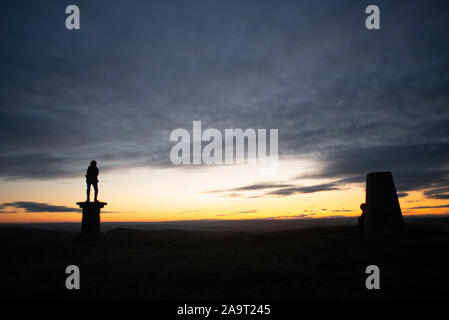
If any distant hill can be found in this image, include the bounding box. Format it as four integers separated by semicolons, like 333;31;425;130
2;215;448;233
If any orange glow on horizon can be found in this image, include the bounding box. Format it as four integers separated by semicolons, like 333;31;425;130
0;161;447;224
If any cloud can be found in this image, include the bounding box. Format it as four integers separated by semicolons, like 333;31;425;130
0;201;81;213
208;181;341;198
290;213;318;218
0;0;448;204
206;183;294;194
264;183;340;197
425;194;449;200
230;183;294;192
216;209;258;216
234;209;259;214
423;187;449;200
259;213;352;219
302;142;449;198
179;210;200;214
408;204;449;210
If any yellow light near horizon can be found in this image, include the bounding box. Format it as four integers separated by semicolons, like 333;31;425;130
0;159;447;223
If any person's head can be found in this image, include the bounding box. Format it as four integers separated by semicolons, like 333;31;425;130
90;160;97;167
360;203;366;211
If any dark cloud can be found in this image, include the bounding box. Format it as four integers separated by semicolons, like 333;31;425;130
260;213;351;219
265;183;340;197
283;213;318;219
408;204;449;210
210;182;341;198
303;142;449;197
0;201;81;213
0;0;448;202
0;201;123;214
424;194;449;200
423;186;449;200
228;183;294;192
216;213;237;217
234;209;258;214
295;214;314;218
215;209;258;216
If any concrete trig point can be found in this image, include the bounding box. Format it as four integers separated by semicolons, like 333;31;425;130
77;201;107;233
363;172;404;233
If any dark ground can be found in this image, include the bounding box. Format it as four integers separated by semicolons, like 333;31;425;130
1;216;449;300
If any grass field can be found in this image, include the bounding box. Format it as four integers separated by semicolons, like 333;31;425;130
1;217;449;300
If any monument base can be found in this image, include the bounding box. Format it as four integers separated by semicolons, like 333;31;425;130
77;201;107;233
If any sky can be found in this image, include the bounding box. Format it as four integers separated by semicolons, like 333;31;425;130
1;0;449;223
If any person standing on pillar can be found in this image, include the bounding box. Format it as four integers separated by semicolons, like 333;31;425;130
86;160;99;202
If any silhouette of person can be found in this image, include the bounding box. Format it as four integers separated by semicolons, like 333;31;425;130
86;160;99;202
358;203;366;232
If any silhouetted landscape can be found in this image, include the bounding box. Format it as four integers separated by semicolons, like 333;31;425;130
1;216;448;300
2;1;449;311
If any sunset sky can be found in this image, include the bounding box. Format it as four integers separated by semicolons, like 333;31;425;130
1;0;449;223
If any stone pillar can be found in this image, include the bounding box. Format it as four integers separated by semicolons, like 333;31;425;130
77;201;107;233
364;172;404;233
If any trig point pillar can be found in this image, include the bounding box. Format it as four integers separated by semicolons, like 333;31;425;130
364;172;404;233
77;201;107;233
